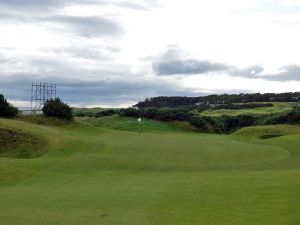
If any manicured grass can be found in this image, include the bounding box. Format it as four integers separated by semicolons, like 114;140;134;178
201;102;298;117
0;117;300;225
77;115;196;133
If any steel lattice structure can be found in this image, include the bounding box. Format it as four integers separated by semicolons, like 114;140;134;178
31;83;56;114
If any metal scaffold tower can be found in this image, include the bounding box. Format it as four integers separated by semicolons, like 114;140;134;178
31;83;56;114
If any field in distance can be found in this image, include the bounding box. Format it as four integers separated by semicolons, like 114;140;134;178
0;115;299;225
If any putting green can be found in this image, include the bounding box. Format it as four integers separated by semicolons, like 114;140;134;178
0;117;299;225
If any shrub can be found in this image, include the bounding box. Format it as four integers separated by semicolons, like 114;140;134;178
219;115;239;132
189;115;224;133
0;94;18;117
95;109;118;117
119;108;140;117
286;106;300;124
189;116;207;129
74;112;87;117
42;98;73;120
255;113;287;125
237;114;257;127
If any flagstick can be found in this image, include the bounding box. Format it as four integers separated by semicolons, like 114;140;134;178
138;117;141;137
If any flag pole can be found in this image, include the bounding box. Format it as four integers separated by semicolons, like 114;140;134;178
138;117;141;136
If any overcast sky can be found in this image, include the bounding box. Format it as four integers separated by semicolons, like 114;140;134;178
0;0;300;108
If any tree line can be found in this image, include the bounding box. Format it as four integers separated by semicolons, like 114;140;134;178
135;92;300;108
0;94;73;120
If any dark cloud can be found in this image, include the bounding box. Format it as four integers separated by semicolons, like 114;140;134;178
152;46;231;75
152;47;300;82
153;59;230;75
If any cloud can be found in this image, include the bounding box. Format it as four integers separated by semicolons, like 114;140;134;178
230;65;264;78
153;59;230;75
152;46;231;75
0;1;154;38
152;47;300;82
264;64;300;81
152;47;264;76
0;0;158;11
46;45;121;61
47;15;123;37
0;12;123;38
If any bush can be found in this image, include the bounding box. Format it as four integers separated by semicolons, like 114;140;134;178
219;115;239;132
189;115;224;133
95;109;118;117
42;98;73;120
74;112;87;117
255;113;287;125
0;94;18;117
119;108;140;117
237;114;257;127
286;106;300;124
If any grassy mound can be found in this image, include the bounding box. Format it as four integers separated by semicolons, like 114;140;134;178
232;124;300;140
0;127;43;158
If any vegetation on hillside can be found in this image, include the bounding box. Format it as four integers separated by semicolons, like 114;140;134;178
99;105;300;133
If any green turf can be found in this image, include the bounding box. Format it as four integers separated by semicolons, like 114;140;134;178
0;116;300;225
77;115;196;133
201;102;298;116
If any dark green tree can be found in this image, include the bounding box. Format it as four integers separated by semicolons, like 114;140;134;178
42;98;73;120
0;94;18;117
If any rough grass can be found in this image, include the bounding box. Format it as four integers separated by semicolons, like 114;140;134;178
0;128;43;158
0;116;300;225
201;102;298;116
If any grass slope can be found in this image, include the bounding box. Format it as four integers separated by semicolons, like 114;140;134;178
0;127;43;158
201;102;298;116
0;117;299;225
